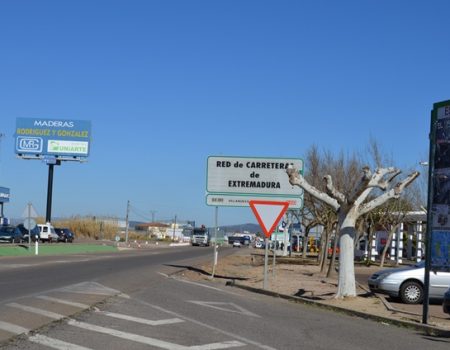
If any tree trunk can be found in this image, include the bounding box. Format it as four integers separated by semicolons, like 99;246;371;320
336;216;357;298
326;231;339;278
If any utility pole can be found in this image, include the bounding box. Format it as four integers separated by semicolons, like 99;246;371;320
125;200;130;243
150;210;157;223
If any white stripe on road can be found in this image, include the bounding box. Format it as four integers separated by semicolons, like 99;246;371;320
98;310;184;326
67;320;245;349
36;296;90;309
29;334;93;350
0;321;29;334
6;303;64;319
188;341;245;350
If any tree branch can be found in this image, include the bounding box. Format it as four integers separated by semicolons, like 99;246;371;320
324;175;346;204
358;171;420;216
287;167;340;211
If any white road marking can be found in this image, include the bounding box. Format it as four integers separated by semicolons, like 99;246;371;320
57;281;122;296
97;310;184;325
67;320;245;349
7;303;64;319
36;296;90;309
187;301;260;318
170;278;228;292
0;320;29;334
29;334;93;350
135;299;276;350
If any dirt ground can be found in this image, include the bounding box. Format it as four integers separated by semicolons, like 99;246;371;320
177;249;450;332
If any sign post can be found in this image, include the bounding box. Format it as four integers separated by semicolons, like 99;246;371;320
249;200;289;289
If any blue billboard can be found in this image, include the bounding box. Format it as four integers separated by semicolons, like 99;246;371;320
15;118;91;160
0;187;10;203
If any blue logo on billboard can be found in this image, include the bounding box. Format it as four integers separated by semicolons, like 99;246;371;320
16;137;43;153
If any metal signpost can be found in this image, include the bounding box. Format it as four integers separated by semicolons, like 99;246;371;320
423;100;450;324
249;200;289;289
14;118;91;224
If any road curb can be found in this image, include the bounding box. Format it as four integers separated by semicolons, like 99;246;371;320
228;280;450;337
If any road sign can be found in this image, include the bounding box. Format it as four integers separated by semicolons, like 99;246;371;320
206;193;302;209
249;200;289;238
23;218;37;230
21;204;38;219
206;156;304;208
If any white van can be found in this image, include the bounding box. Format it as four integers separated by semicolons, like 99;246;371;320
38;223;59;242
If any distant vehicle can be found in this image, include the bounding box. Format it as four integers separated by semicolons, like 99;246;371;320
54;227;75;243
233;241;241;248
191;226;210;246
38;223;59;242
368;261;450;304
16;224;40;242
443;287;450;315
0;225;23;243
254;241;263;249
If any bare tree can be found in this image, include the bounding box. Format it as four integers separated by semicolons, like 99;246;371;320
287;164;419;298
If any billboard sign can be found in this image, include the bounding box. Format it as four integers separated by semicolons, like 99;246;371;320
206;156;304;208
429;100;450;271
0;187;10;203
15;118;91;161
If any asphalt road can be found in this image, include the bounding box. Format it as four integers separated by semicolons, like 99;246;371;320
0;246;449;349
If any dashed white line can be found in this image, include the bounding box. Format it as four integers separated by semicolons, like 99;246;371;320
6;303;64;319
97;310;184;325
29;334;94;350
36;295;90;309
0;320;29;335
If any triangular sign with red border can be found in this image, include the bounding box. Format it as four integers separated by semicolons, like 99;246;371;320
249;200;289;238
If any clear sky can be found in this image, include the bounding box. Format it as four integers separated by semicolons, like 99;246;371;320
0;1;449;227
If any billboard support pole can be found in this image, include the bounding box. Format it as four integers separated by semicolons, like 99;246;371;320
45;163;54;223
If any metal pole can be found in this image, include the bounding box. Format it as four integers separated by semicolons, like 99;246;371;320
45;164;54;223
263;237;269;289
125;200;130;243
423;107;437;324
211;206;218;278
27;203;31;247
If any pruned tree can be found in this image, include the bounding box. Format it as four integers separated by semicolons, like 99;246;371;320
287;165;419;298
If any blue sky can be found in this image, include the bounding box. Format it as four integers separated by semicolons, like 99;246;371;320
0;1;449;227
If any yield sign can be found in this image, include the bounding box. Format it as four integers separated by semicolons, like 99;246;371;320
249;200;289;238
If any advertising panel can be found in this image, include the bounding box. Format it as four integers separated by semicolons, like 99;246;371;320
206;156;304;208
14;118;91;160
430;101;450;271
0;187;10;203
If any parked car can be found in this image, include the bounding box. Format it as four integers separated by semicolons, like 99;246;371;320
0;225;24;243
16;224;40;242
443;287;450;314
38;223;59;242
233;241;241;248
368;261;450;304
54;227;75;243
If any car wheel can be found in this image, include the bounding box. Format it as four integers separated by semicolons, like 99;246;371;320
400;281;424;304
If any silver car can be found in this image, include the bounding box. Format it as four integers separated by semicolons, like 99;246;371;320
443;287;450;314
368;261;450;304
